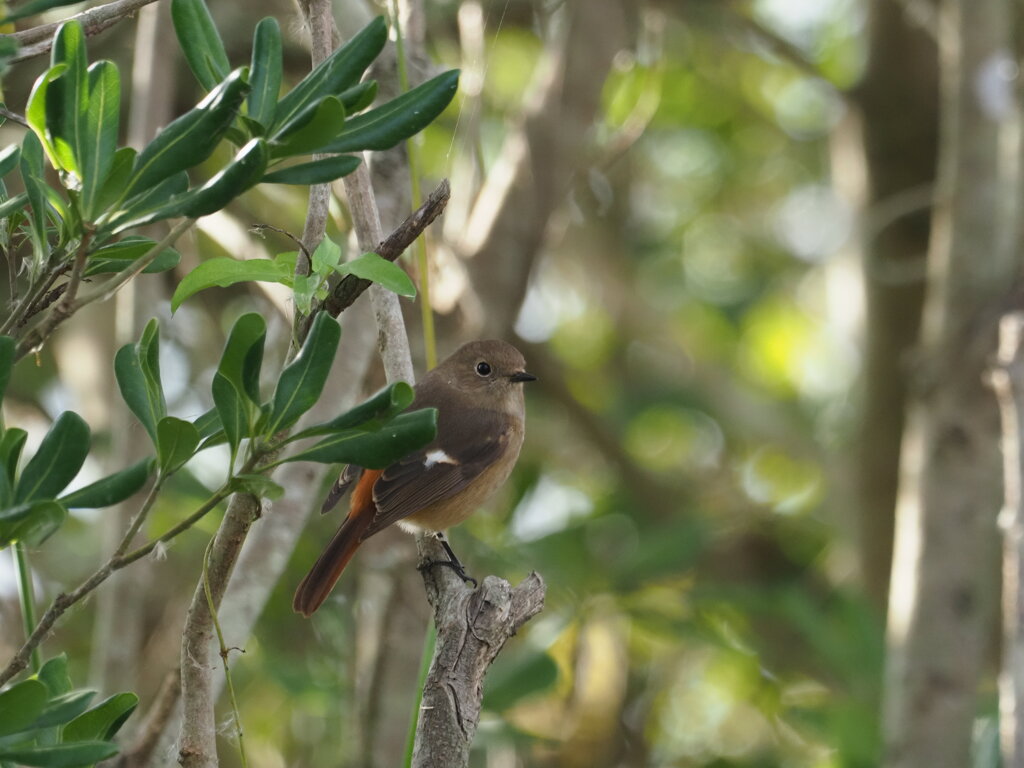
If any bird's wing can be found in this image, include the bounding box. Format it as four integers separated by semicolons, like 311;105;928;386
364;408;515;537
320;464;364;514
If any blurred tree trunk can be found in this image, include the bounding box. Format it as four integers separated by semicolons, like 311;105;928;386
882;0;1015;765
854;0;938;613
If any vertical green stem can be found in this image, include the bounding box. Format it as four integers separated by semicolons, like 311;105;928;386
391;0;437;368
13;541;42;673
402;619;437;768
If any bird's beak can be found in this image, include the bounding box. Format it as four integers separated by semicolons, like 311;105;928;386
509;370;537;383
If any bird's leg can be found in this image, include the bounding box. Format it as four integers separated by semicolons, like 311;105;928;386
418;531;478;588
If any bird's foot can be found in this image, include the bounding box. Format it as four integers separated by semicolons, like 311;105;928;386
418;531;478;587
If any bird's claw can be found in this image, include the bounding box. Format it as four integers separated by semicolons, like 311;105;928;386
418;558;478;588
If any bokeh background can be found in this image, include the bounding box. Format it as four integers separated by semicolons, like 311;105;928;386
0;0;992;766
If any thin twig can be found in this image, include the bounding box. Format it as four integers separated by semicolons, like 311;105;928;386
0;106;28;127
6;0;160;63
324;179;450;317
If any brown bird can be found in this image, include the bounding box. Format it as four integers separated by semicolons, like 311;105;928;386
293;339;536;617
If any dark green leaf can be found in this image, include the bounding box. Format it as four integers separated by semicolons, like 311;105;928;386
0;427;26;483
37;654;72;696
270;96;346;158
0;0;84;24
261;154;360;185
46;21;88;176
218;312;266;403
193;406;223;439
272;15;386;132
228;473;283;500
180;137;268;217
171;0;231;91
0;500;35;522
0;679;47;737
59;459;152;508
0;37;18;70
90;146;135;216
122;68;249;199
103;170;189;234
0;741;119;767
248;17;282;128
171;252;294;312
484;651;558;711
0;191;27;220
339;80;377;114
63;692;138;742
211;373;244;457
319;70;460;154
0;500;67;546
0;335;13;403
156;417;200;474
0;144;20;178
114;321;165;442
15;412;89;503
284;409;436;468
30;690;95;729
289;381;414;440
80;60;121;218
19;131;50;259
337;252;415;297
84;237;180;276
266;312;340;434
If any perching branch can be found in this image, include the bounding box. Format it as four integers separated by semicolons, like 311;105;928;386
989;311;1024;768
411;537;545;767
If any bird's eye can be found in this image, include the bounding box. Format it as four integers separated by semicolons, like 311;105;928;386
476;361;492;377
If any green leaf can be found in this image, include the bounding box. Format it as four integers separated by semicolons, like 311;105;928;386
261;154;360;185
37;654;72;696
337;252;415;297
0;144;20;178
319;70;460;154
228;473;283;500
84;237;180;276
114;321;165;442
59;458;152;508
193;406;223;439
248;17;282;128
103;170;189;234
19;131;50;260
289;381;414;440
80;61;121;218
0;335;14;403
0;0;84;24
0;37;19;70
312;237;341;276
171;0;231;92
0;191;27;220
484;651;558;711
156;417;200;474
26;63;68;169
171;252;294;312
63;692;138;742
0;679;47;737
90;146;135;215
218;312;266;403
122;68;249;199
179;137;268;217
339;80;378;114
270;96;346;158
0;427;27;483
0;741;119;767
46;22;88;177
284;409;436;468
30;690;95;728
211;373;244;458
266;312;340;434
0;500;67;546
15;412;89;503
272;15;386;132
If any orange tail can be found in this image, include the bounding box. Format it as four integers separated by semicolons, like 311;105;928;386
293;469;383;617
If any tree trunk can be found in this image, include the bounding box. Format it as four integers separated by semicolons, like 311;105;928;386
882;1;1015;766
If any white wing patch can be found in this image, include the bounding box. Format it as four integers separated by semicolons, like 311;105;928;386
423;449;458;469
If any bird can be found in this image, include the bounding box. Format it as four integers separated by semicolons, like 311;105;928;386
293;339;536;617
